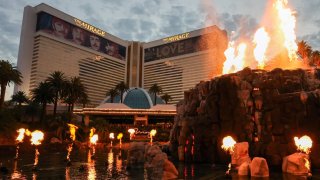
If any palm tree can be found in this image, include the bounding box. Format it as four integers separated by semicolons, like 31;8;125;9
297;40;312;61
25;101;39;123
32;81;55;121
77;92;90;108
115;81;129;103
0;60;22;109
63;77;87;112
106;88;119;103
149;83;162;105
311;50;320;67
11;91;29;106
161;93;172;104
46;71;66;117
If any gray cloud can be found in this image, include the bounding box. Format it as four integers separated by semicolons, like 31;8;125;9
301;32;320;51
218;13;258;40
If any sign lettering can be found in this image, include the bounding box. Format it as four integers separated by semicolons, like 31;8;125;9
74;18;106;36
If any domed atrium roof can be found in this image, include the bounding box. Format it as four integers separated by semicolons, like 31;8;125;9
102;87;165;109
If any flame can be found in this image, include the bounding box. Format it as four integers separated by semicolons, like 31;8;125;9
109;133;115;140
222;42;247;74
117;133;123;140
25;129;31;136
304;157;311;172
150;129;157;137
67;124;78;141
128;128;135;140
90;134;98;145
89;128;96;139
294;135;312;154
16;128;26;143
30;130;44;146
221;136;236;154
253;27;270;69
274;0;298;61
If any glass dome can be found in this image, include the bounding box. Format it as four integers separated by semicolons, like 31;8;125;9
102;87;164;109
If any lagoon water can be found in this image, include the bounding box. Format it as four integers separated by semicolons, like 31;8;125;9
1;145;320;179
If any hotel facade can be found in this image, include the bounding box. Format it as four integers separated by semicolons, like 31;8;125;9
15;3;228;106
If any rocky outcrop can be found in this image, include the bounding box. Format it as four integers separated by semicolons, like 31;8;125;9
169;68;320;167
127;142;178;179
282;153;310;175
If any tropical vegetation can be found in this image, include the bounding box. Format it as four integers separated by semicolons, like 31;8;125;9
0;60;22;109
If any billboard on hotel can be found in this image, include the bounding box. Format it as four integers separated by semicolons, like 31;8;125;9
144;33;216;62
36;12;126;61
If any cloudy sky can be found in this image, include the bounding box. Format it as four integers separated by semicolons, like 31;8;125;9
0;0;320;99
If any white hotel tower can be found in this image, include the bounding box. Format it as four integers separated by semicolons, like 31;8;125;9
15;3;228;105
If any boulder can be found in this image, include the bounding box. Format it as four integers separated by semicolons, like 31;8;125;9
238;161;250;176
250;157;269;177
127;142;146;168
231;142;251;168
282;153;310;175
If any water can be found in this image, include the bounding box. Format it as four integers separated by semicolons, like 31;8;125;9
1;145;320;179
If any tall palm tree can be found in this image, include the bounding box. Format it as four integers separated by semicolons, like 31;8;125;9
63;76;87;112
106;88;119;103
297;40;312;61
46;71;66;117
32;81;55;121
161;93;172;104
77;92;89;108
11;91;29;106
149;83;162;105
311;50;320;67
115;81;129;103
0;60;22;109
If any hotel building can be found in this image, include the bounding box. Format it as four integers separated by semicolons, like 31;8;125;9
15;3;228;106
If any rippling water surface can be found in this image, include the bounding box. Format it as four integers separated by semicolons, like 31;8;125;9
1;145;320;179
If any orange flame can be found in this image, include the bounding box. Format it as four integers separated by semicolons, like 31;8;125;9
294;135;312;154
222;42;247;74
128;128;135;140
30;130;44;146
274;0;298;61
117;133;123;140
67;124;78;141
253;27;270;69
90;134;98;145
25;129;31;136
16;128;26;143
221;136;236;154
89;128;96;139
109;133;115;140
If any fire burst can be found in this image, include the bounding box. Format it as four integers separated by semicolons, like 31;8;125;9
109;133;115;147
222;42;247;74
30;130;44;168
66;124;78;163
221;136;236;175
117;133;123;148
15;128;27;159
294;135;312;154
128;128;135;140
221;136;236;154
149;129;157;144
253;27;270;69
90;134;98;157
274;0;298;61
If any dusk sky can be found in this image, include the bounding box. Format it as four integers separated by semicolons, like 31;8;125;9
0;0;320;99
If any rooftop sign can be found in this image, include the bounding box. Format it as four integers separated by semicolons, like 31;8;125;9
162;32;190;43
74;18;106;37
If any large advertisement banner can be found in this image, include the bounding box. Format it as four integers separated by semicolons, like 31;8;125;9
144;33;215;62
36;12;126;61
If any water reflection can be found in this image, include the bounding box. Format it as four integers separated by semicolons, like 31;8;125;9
11;160;25;180
107;148;113;172
65;167;70;180
88;149;96;180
